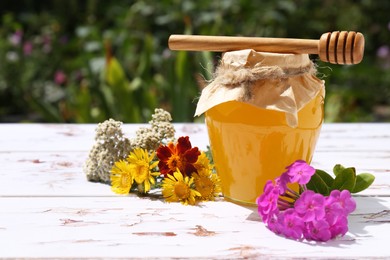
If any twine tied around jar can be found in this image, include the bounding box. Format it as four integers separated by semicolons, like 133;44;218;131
194;49;325;128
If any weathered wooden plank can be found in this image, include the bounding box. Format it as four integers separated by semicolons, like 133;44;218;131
0;123;211;152
0;151;112;196
315;123;390;152
1;123;390;152
0;196;389;259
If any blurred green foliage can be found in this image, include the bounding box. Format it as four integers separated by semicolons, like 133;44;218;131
0;0;389;123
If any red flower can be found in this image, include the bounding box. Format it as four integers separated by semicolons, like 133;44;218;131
157;136;200;177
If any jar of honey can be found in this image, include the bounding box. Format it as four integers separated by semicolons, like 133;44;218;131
195;50;325;206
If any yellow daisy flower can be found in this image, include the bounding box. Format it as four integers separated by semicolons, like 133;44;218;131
194;151;213;173
127;148;159;193
193;169;222;201
110;160;134;194
162;169;201;205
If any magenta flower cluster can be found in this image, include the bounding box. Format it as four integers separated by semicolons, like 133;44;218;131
257;160;356;241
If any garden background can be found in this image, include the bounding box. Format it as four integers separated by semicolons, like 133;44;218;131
0;0;389;123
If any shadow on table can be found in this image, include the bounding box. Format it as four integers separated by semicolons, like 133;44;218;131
348;196;390;235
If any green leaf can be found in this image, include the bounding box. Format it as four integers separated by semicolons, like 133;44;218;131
306;172;330;196
352;173;375;193
315;169;334;188
333;164;345;176
331;167;356;192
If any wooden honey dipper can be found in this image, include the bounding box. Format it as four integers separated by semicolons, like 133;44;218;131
168;31;364;65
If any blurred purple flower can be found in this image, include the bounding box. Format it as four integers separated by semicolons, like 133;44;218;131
54;70;67;85
377;45;390;59
9;30;23;46
23;41;33;56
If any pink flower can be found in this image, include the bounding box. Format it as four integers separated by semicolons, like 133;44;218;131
256;160;357;242
304;219;331;242
324;197;344;226
328;190;356;214
377;45;390;59
275;173;289;194
278;209;304;240
267;214;282;234
256;181;280;222
54;70;67;85
23;41;33;56
285;160;315;185
329;215;348;238
294;190;325;222
9;30;23;46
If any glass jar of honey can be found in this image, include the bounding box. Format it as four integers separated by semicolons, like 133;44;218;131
195;50;324;206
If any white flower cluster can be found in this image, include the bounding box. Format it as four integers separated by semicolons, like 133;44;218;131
84;119;132;183
84;108;175;183
132;108;175;151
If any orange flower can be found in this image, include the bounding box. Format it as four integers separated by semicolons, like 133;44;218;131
156;136;200;177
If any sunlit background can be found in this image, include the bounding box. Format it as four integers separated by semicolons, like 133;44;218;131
0;0;389;123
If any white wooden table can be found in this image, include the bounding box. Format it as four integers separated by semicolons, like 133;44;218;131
1;123;390;259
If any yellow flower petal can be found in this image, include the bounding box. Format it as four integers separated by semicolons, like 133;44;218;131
110;160;134;194
162;169;199;205
173;170;184;182
122;148;159;194
193;171;221;201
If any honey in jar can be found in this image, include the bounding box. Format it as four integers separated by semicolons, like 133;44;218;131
195;50;325;206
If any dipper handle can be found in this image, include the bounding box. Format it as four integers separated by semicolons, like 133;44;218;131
168;31;364;64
